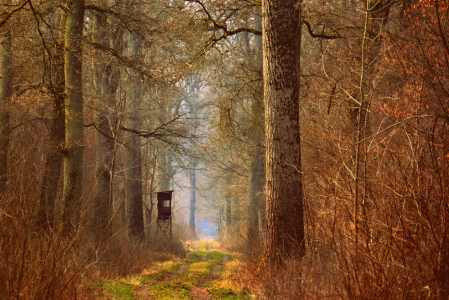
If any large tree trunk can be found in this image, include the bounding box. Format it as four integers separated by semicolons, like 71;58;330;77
0;23;12;195
125;131;144;240
187;78;200;238
93;13;121;242
245;18;265;251
125;32;144;240
39;13;65;232
262;0;305;265
0;30;11;196
61;0;85;234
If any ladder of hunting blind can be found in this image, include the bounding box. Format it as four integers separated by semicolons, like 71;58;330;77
157;219;171;237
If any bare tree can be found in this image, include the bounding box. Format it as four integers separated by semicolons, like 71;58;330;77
61;0;85;234
39;11;65;232
92;10;123;242
0;17;11;195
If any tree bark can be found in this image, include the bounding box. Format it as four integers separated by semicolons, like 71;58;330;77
157;100;175;193
93;13;121;242
158;153;173;191
245;17;265;251
0;23;12;195
125;132;144;240
225;195;232;227
262;0;305;265
39;13;65;232
247;145;264;248
189;157;198;237
61;0;85;234
187;78;200;238
125;32;144;241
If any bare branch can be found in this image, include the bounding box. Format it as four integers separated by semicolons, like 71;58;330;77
303;20;342;39
0;0;30;28
88;41;154;78
188;0;261;36
119;113;191;138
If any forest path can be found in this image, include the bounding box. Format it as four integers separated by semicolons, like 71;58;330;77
96;241;252;300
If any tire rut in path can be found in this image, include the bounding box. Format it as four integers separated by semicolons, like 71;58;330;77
178;264;190;273
190;286;212;300
135;285;154;300
134;248;231;299
135;263;191;299
210;264;223;277
210;255;229;277
190;254;229;300
222;255;230;264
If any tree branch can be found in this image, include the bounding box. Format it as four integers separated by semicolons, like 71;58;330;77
88;41;155;78
303;20;342;39
119;113;191;138
188;0;261;36
0;0;30;28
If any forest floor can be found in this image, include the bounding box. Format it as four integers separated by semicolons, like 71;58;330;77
92;241;254;300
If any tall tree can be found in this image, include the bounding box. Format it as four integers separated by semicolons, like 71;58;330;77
189;156;198;236
245;18;265;251
125;31;144;240
61;0;85;234
92;12;122;242
262;0;305;265
39;11;66;231
0;18;12;195
186;76;201;237
158;153;174;191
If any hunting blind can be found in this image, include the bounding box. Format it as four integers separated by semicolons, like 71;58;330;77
156;190;174;237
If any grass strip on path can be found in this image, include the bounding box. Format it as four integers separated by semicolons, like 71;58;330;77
94;241;253;300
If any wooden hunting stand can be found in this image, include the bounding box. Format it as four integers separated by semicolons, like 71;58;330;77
156;190;173;238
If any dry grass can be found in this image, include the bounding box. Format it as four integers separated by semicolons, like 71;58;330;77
0;192;188;300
